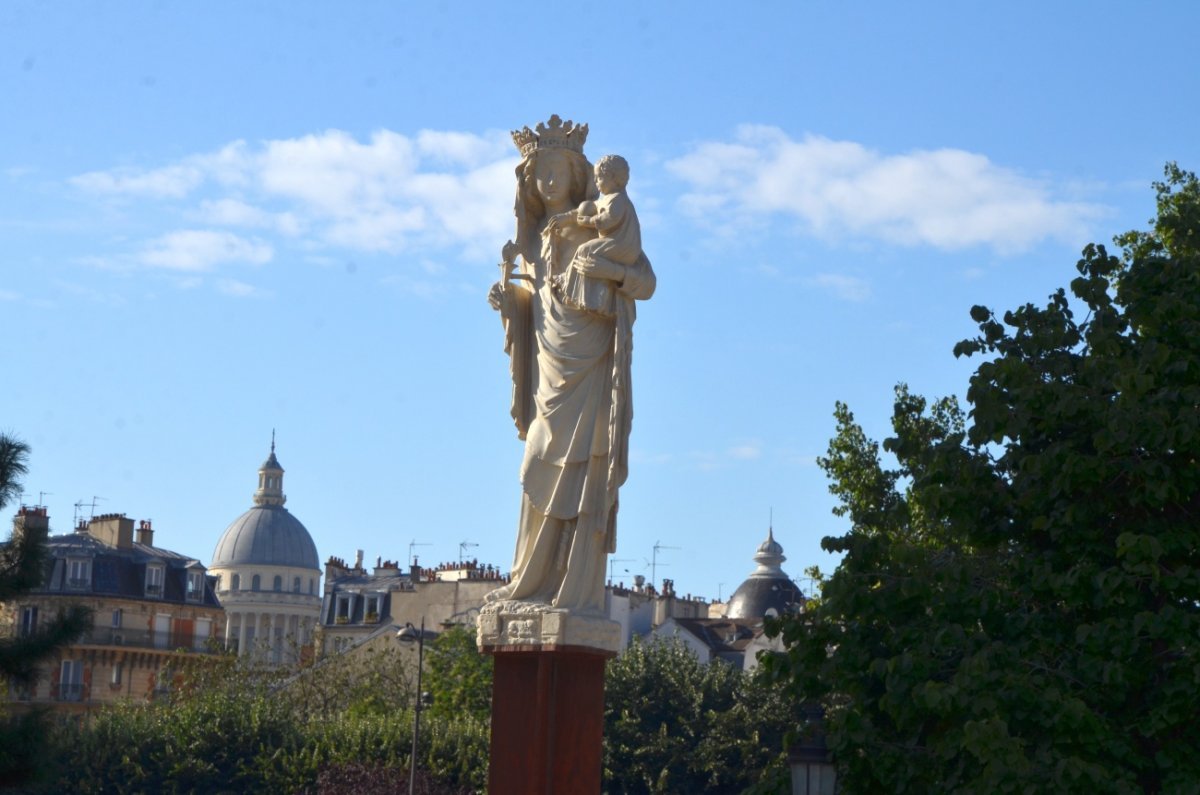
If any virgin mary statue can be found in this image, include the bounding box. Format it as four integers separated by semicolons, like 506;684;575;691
485;115;655;616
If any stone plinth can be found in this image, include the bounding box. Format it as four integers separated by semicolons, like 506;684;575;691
478;601;621;654
480;603;619;795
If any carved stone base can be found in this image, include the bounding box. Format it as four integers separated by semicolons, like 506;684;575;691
477;600;621;655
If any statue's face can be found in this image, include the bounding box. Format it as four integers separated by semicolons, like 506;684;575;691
533;149;573;207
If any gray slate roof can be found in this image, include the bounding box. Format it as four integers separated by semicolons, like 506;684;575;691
211;505;319;570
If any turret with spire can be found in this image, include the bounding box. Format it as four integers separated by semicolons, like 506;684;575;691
253;431;286;507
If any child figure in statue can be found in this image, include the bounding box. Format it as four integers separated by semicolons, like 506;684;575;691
549;154;642;319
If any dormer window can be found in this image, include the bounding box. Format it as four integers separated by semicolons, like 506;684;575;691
145;564;164;597
68;558;91;589
187;571;205;602
364;595;381;623
335;594;354;624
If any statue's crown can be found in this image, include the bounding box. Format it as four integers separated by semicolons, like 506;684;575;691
511;114;588;158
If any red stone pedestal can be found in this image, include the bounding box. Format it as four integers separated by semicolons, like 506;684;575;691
484;645;614;795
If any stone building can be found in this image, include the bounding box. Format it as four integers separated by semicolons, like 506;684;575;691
209;443;320;663
318;552;506;655
651;527;806;668
1;506;224;714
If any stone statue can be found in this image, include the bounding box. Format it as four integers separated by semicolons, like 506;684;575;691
484;116;655;620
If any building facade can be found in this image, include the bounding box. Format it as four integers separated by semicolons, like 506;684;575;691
318;552;505;655
1;507;224;714
651;527;807;668
209;443;321;664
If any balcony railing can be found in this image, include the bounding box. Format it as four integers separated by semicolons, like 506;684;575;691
58;627;220;654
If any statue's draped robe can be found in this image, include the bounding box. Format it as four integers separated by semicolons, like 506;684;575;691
497;227;655;615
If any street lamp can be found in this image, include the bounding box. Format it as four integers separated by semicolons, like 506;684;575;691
397;618;428;795
789;704;837;795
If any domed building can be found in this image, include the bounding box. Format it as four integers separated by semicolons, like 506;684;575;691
210;441;321;663
725;527;805;619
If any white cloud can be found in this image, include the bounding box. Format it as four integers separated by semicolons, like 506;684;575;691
667;126;1106;252
139;230;273;271
810;273;871;302
0;289;20;301
71;128;518;260
194;199;303;236
71;164;205;199
217;278;268;298
728;440;763;460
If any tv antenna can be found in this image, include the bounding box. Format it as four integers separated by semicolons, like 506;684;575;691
459;541;478;564
408;539;431;568
651;540;680;591
38;491;52;507
74;496;105;526
608;557;634;584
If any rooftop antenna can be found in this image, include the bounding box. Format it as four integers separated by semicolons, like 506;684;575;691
408;539;431;568
459;541;478;564
38;491;52;507
608;557;634;584
651;540;680;591
74;496;105;525
718;582;726;602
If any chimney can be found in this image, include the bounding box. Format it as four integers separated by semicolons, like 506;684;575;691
13;506;50;546
354;549;364;570
410;556;422;582
136;519;154;547
88;514;134;549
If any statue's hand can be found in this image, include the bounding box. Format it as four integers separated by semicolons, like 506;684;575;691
501;239;520;264
546;212;574;233
488;281;504;311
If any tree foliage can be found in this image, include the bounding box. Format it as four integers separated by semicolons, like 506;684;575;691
38;647;489;794
423;624;493;723
0;435;92;787
604;637;796;794
765;165;1200;793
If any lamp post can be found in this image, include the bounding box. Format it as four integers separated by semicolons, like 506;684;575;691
397;618;427;795
789;704;837;795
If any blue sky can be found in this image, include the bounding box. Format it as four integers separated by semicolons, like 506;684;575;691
4;2;1198;603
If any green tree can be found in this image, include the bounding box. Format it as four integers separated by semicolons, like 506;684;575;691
765;166;1200;793
422;623;492;723
604;636;796;794
0;435;92;786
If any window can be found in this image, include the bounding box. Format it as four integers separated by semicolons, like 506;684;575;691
251;574;261;591
20;606;38;637
365;595;381;622
293;576;301;593
145;564;164;596
68;558;92;588
194;618;212;651
111;662;123;687
273;575;282;592
111;609;122;628
335;594;353;623
60;660;83;702
153;615;171;649
154;664;172;697
187;570;205;601
231;573;241;590
309;578;315;595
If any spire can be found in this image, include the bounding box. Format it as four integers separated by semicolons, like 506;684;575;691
253;435;286;507
750;525;785;577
